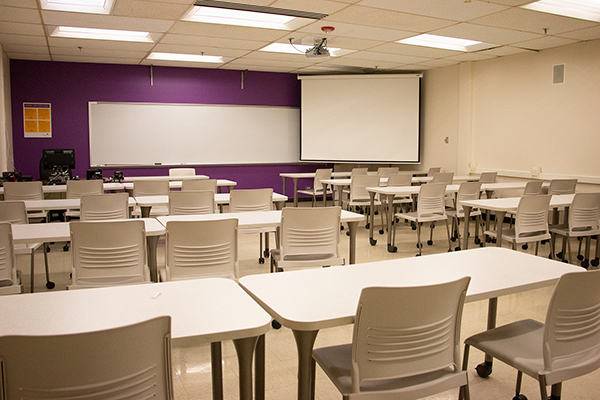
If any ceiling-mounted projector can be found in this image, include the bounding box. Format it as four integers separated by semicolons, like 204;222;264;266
305;38;330;58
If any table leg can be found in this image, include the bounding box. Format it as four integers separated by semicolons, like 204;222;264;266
462;205;472;250
293;178;299;207
386;194;396;253
141;205;151;219
321;182;328;207
147;236;159;282
368;191;376;246
211;342;224;400
495;211;506;247
476;297;498;377
275;200;284;211
281;177;287;197
233;336;260;400
292;329;319;400
347;221;358;264
255;334;266;400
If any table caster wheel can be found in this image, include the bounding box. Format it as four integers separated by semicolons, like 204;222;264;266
346;231;350;236
582;260;589;269
272;320;281;329
522;244;528;250
46;281;55;289
365;223;370;229
455;247;461;251
556;251;564;259
427;240;433;245
416;243;423;248
491;238;497;244
63;244;69;252
512;394;528;400
277;267;283;272
340;225;344;231
387;244;397;253
264;249;270;257
475;361;492;378
592;258;599;267
486;237;492;243
258;257;265;264
415;254;421;257
451;237;456;242
378;229;384;234
370;238;377;246
474;237;481;244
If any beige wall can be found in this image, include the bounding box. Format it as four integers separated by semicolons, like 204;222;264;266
0;45;13;173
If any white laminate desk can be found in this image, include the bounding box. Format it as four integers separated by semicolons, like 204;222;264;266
0;182;125;197
280;172;352;206
157;209;365;264
0;278;271;400
134;192;288;218
123;174;209;182
239;247;582;400
11;218;166;286
23;197;137;213
122;179;237;193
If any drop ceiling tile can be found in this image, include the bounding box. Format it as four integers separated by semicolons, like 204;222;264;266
142;0;196;4
271;0;350;15
169;21;285;41
558;26;600;41
0;21;45;36
1;44;48;54
415;58;461;68
0;33;47;46
225;58;313;68
443;52;497;62
319;56;400;70
243;50;314;62
113;0;190;20
159;33;266;50
297;20;415;42
476;45;529;56
485;0;531;5
369;42;458;58
358;0;509;22
0;5;42;24
52;55;142;64
344;50;430;64
42;11;175;32
152;43;250;57
7;52;51;61
48;36;155;51
432;22;543;45
220;64;297;73
50;46;149;59
512;35;578;50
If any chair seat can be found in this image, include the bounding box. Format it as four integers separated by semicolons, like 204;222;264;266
395;211;447;223
270;249;344;271
446;209;482;219
485;228;551;244
550;223;600;238
297;188;333;196
69;274;149;290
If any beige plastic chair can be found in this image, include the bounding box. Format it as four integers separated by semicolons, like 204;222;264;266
524;180;544;195
169;167;195;176
0;222;21;295
270;206;344;273
132;180;170;217
549;192;600;268
65;179;103;219
0;316;174;399
313;277;471;400
432;172;454;184
350;167;368;176
463;270;600;400
548;179;577;195
478;171;497;183
168;190;215;215
297;168;333;207
447;181;483;251
394;183;452;256
229;188;274;264
80;193;130;221
0;201;51;293
342;174;383;234
376;166;399;178
161;219;238;281
386;172;414;211
69;219;150;289
427;167;441;176
484;195;553;256
181;178;217;193
3;181;47;221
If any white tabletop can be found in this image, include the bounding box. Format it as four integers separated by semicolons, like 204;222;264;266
134;192;287;207
123;175;210;182
461;194;576;213
22;197;137;212
280;172;352;179
121;179;237;190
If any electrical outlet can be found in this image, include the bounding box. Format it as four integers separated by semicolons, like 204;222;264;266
531;166;542;179
468;163;477;173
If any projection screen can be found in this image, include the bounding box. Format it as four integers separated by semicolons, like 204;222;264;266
299;74;421;163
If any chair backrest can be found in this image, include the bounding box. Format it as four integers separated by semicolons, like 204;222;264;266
548;179;577;195
542;269;600;385
229;189;273;213
515;195;551;240
3;181;43;201
523;180;543;195
66;180;103;199
133;180;170;197
0;316;173;399
478;171;497;183
0;201;29;224
349;174;380;202
80;193;129;221
456;181;482;213
386;173;413;187
432;172;454;184
351;167;368;176
165;219;238;280
351;277;470;391
70;220;148;288
417;183;447;218
0;222;18;287
376;167;399;178
313;168;332;188
279;206;341;261
427;167;441;176
567;192;600;234
182;178;217;192
168;167;195;176
168;190;215;215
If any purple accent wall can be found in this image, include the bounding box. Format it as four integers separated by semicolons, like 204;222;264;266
10;60;328;192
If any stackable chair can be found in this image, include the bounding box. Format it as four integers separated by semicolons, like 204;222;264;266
181;178;218;193
0;316;174;399
313;277;471;400
384;172;414;216
297;168;333;207
350;167;368;175
506;180;544;230
168;167;195;176
80;193;130;221
342;174;383;233
484;195;553;256
132;180;170;217
3;181;47;222
0;222;22;295
161;219;238;281
0;201;52;292
168;190;215;215
478;171;497;184
432;172;454;184
229;188;274;264
427;167;441;176
549;192;600;268
548;179;577;258
393;183;452;256
463;270;600;400
447;181;482;251
270;206;344;273
65;179;103;220
376;166;399;178
69;220;150;289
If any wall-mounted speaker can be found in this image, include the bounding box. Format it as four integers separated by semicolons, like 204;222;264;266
553;64;565;84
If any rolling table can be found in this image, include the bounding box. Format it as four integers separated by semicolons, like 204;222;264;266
122;179;237;193
280;172;351;207
123;175;209;181
0;278;271;400
239;247;582;400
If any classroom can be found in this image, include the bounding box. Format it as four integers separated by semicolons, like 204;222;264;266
1;1;600;399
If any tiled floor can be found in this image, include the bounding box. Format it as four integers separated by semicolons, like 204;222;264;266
18;207;600;400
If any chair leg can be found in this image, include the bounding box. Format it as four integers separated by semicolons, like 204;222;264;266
538;377;549;400
515;370;524;396
459;344;471;400
416;222;423;256
30;252;35;293
445;219;452;252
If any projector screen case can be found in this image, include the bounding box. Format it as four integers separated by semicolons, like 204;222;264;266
298;74;421;163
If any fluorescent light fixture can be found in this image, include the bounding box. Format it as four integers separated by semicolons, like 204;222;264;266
40;0;115;14
147;52;223;63
51;26;153;43
521;0;600;22
398;34;483;52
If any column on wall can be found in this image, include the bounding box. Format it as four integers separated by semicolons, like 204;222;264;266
0;47;13;173
457;62;473;176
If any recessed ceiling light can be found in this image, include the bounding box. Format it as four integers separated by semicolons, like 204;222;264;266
521;0;600;22
50;26;153;43
147;53;223;63
398;34;486;52
40;0;115;14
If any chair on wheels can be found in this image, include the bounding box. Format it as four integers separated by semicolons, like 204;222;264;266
447;181;483;251
65;179;104;220
463;269;600;400
549;192;600;268
0;316;174;399
478;171;497;183
548;179;578;259
381;173;414;231
160;219;238;281
69;219;150;289
427;167;441;176
229;188;274;264
80;193;130;221
0;201;52;292
0;222;22;295
168;190;215;215
432;172;454;184
393;183;452;256
297;168;333;207
313;277;471;400
132;180;170;217
376;166;399;178
270;206;344;273
342;174;383;234
3;181;47;222
181;178;218;193
169;167;195;176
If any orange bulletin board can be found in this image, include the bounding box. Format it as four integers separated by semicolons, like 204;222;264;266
24;103;52;138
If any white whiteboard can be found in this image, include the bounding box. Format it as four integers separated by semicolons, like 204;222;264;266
88;102;300;166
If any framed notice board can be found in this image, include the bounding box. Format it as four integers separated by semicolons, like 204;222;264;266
23;103;52;138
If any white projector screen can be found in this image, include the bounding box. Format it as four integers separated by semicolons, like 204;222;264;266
299;74;421;163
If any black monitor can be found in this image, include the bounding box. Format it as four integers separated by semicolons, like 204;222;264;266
42;149;75;170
